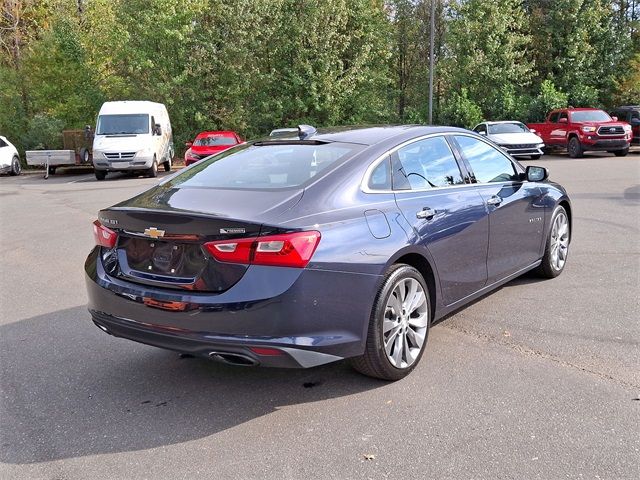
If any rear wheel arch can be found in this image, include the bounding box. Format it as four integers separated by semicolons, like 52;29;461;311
393;253;438;322
558;199;572;243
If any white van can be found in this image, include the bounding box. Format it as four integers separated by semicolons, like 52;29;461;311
92;101;174;180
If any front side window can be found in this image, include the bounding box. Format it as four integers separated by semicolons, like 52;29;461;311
453;135;518;184
96;114;150;135
166;142;360;190
474;124;487;134
393;136;464;190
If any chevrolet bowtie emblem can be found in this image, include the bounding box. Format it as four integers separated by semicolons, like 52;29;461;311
144;227;165;238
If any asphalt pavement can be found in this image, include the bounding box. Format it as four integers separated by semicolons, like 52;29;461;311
1;153;639;479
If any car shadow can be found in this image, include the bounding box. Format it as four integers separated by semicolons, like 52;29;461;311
0;306;384;464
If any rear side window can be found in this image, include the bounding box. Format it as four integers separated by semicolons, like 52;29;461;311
549;112;560;123
453;135;518;183
393;136;464;190
368;157;392;190
168;143;359;189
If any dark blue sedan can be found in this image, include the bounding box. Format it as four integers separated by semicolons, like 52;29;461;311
85;125;571;380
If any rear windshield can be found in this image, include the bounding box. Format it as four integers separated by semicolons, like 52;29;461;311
570;110;611;122
168;143;360;189
194;135;237;146
97;114;149;135
488;123;529;134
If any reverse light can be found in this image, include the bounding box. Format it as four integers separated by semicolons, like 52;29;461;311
93;220;118;248
204;231;321;268
582;126;597;133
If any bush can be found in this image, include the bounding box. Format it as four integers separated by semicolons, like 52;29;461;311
568;85;600;108
528;80;568;122
22;114;64;150
486;84;531;121
438;88;483;128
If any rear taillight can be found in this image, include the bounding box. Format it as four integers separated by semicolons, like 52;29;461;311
93;220;118;248
204;231;321;268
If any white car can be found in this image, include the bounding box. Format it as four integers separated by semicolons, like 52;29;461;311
0;136;21;175
473;121;545;159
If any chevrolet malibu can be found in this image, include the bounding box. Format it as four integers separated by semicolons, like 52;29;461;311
85;125;571;380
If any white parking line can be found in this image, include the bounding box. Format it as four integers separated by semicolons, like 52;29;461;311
66;175;94;184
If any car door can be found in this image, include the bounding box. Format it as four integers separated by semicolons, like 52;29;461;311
451;134;545;284
391;134;489;305
0;137;10;168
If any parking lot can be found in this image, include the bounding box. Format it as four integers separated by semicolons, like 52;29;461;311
0;152;638;479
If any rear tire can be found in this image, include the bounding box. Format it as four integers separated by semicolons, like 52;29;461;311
567;137;583;158
351;264;430;381
613;148;629;157
9;156;21;176
163;157;171;172
95;170;107;181
535;205;570;278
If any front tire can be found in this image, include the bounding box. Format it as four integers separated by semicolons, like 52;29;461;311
351;264;430;381
567;137;583;158
613;148;629;157
94;170;107;181
9;156;21;175
536;205;570;278
147;157;158;178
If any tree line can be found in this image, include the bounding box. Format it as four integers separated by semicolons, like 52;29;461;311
1;0;638;156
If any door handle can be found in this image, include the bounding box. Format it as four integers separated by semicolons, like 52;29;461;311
416;207;436;220
487;195;502;206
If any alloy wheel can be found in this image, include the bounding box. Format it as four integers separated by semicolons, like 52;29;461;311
383;277;428;369
550;211;569;271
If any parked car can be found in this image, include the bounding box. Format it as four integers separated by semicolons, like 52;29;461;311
609;105;640;146
184;131;242;166
527;107;632;158
269;127;298;138
86;125;571;380
92;101;174;180
0;136;21;175
473;121;545;159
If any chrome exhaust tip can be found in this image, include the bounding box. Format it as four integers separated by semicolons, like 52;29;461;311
209;351;259;367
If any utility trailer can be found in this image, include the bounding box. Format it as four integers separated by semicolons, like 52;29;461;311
25;127;94;178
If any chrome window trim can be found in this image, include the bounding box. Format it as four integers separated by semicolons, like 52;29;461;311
361;131;524;194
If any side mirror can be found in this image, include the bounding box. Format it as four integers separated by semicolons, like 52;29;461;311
611;116;618;122
530;128;537;134
629;118;640;126
478;131;487;136
185;141;193;148
526;165;548;182
154;124;162;135
559;118;568;124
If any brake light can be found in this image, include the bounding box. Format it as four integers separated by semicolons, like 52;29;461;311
93;220;118;248
204;231;321;268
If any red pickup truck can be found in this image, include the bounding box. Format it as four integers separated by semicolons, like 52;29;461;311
527;108;632;158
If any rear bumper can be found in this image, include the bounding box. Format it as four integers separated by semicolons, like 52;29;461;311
90;310;343;368
85;247;379;367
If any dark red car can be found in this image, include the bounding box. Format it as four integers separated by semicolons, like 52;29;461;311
184;131;242;166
